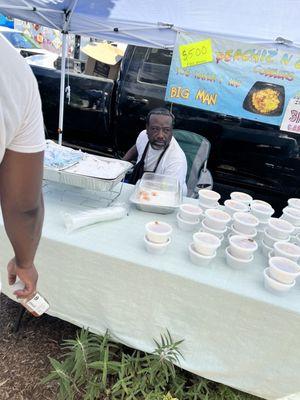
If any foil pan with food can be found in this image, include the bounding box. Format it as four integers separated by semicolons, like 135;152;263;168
243;81;285;116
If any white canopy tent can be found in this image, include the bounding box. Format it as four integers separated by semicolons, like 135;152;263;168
0;0;299;144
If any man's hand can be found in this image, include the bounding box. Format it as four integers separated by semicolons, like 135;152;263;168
7;258;38;299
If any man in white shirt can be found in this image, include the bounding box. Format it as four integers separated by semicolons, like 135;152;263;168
123;108;187;194
0;37;45;299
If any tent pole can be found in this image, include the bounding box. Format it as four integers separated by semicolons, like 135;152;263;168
58;31;68;146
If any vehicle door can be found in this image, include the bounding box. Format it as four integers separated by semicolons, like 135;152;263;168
32;65;114;154
115;46;173;151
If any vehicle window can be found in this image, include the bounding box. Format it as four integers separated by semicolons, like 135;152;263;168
138;48;172;86
2;32;40;49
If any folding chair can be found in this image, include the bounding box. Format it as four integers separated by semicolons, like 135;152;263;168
173;129;213;197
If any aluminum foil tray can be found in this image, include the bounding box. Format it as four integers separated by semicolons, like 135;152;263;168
44;156;132;192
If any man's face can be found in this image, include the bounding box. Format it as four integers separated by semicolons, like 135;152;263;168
146;114;173;150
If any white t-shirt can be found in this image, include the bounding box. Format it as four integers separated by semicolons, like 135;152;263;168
136;130;187;195
0;37;45;163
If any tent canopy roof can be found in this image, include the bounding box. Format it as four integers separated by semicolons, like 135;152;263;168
0;0;300;48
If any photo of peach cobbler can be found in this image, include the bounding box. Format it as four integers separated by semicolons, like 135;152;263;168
251;88;281;114
243;82;285;116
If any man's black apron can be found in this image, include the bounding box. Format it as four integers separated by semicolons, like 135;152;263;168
128;142;169;185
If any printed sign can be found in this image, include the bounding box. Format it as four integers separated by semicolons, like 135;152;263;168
280;95;300;133
166;32;300;126
0;13;14;28
179;39;213;67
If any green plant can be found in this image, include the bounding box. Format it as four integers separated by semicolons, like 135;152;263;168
42;328;258;400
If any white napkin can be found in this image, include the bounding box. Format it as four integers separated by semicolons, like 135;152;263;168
62;205;127;233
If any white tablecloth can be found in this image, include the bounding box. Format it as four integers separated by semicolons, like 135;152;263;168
1;181;300;400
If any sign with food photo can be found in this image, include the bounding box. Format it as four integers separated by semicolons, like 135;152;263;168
166;32;300;126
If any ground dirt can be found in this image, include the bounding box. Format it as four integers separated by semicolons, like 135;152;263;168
0;293;78;400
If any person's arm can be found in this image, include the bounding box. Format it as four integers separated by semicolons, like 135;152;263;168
123;144;138;162
0;149;44;298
